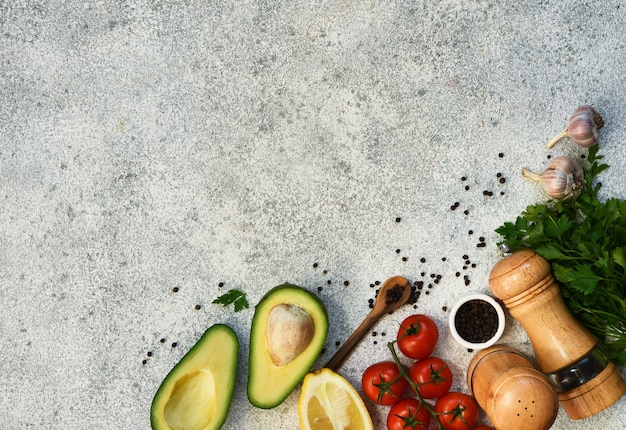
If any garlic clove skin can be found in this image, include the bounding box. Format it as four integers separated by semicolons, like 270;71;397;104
567;105;604;148
522;156;584;200
545;105;604;149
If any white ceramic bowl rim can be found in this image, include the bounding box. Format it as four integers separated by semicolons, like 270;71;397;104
448;292;505;350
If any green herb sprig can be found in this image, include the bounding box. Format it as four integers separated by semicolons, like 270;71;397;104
213;289;249;312
496;146;626;364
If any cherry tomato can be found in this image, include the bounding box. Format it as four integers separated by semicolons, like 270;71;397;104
387;398;430;430
434;392;478;430
361;361;408;405
408;356;453;399
396;314;439;359
473;426;495;430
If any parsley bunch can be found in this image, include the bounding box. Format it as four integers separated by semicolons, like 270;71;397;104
496;146;626;365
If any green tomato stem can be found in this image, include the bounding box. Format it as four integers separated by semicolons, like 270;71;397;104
387;341;446;430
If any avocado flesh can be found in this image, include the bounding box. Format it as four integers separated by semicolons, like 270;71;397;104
151;324;239;430
247;284;328;409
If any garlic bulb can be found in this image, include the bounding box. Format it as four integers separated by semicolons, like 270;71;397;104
545;105;604;149
522;156;584;200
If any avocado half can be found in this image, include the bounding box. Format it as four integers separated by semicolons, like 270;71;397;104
247;283;328;409
150;324;239;430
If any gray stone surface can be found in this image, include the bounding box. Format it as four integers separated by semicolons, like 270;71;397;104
2;1;625;428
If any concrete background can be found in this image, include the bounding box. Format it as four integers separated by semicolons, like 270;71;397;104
2;0;625;428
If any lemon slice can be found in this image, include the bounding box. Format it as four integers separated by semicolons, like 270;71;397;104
298;368;373;430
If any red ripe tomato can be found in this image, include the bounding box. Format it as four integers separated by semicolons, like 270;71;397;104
473;426;495;430
434;392;478;430
396;314;439;359
361;361;408;405
408;356;453;399
386;398;430;430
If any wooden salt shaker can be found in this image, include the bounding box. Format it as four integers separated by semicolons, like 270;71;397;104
467;345;558;430
489;249;626;419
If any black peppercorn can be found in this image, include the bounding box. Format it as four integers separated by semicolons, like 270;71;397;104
454;299;499;343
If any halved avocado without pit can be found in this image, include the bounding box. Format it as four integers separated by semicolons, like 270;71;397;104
150;324;239;430
247;283;328;409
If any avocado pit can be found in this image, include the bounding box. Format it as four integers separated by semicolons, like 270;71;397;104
266;303;315;366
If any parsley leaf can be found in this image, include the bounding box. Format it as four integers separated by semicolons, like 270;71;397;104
496;145;626;364
213;289;249;312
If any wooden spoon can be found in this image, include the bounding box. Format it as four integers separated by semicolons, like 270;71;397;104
324;276;412;372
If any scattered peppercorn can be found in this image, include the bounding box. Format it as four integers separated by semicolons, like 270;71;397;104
395;217;401;222
195;304;201;310
160;338;166;344
147;351;153;357
343;280;349;286
171;342;178;348
313;262;318;268
218;282;224;288
498;152;504;158
172;287;179;293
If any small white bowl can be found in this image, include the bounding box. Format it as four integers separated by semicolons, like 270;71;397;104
449;293;505;350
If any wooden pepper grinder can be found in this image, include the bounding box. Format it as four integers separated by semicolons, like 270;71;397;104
489;249;626;419
467;345;558;430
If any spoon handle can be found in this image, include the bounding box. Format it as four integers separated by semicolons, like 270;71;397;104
324;312;381;372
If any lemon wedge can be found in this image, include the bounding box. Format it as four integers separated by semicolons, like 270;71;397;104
298;368;373;430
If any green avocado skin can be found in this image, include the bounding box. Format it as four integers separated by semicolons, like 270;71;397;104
247;283;329;409
150;324;239;430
